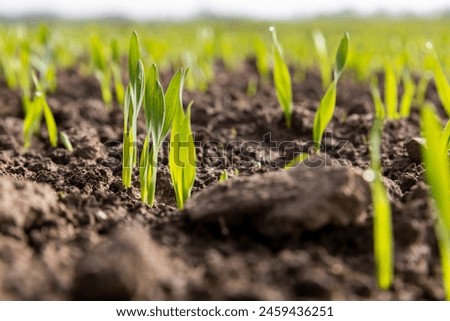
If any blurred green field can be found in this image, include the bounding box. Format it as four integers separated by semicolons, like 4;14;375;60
2;17;450;91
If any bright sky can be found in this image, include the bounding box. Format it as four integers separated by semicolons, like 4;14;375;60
0;0;449;19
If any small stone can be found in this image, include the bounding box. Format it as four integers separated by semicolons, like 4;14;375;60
406;137;426;164
95;210;108;221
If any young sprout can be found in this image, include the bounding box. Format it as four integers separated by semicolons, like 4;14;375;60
219;170;228;182
384;62;398;119
169;100;196;210
23;71;58;149
312;31;331;89
111;38;125;106
60;132;73;152
420;102;450;300
370;68;416;119
425;42;450;116
415;72;432;107
284;152;309;169
270;26;293;128
253;36;269;81
122;32;145;189
399;71;416;118
140;65;186;206
443;119;450;152
366;118;394;290
312;32;349;150
370;77;386;119
91;35;113;107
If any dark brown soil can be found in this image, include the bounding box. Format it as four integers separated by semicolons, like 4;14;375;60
0;59;446;300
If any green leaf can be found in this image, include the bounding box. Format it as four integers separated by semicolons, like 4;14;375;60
253;37;269;79
139;135;150;202
128;31;140;82
162;69;185;139
134;59;146;112
384;62;398;119
169;101;196;209
122;130;134;189
426;43;450;116
111;38;120;64
421;103;450;299
219;170;229;182
399;71;416;118
285;152;309;169
144;64;165;144
37;24;49;46
421;103;450;227
91;35;107;72
313;31;331;89
372;176;394;289
313;82;336;149
145;146;158;205
42;97;58;147
123;84;132;132
371;77;386;119
334;32;349;80
270;26;293;128
442;119;450;152
59;132;73;152
23;98;43;149
369;118;394;290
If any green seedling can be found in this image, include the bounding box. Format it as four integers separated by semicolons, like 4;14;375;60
60;132;73;152
23;71;58;149
370;68;416;119
312;31;332;89
122;32;145;189
399;71;416;118
371;77;386;119
443;119;450;152
367;119;394;290
425;42;450;116
111;38;125;106
421;103;450;300
384;62;398;119
253;36;269;80
313;32;349;150
270;26;293;128
169;100;196;210
415;72;432;107
32;25;57;93
91;35;113;106
219;170;228;182
285;152;309;169
140;65;186;206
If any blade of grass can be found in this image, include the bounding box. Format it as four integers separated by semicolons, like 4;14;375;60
399;71;416;118
368;118;394;290
169;101;196;209
384;63;398;119
421;103;450;300
426;42;450;116
270;26;293;128
285;152;309;169
128;31;140;83
41;96;58;147
313;32;349;150
313;31;331;89
219;170;229;182
371;77;386;119
60;131;73;152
